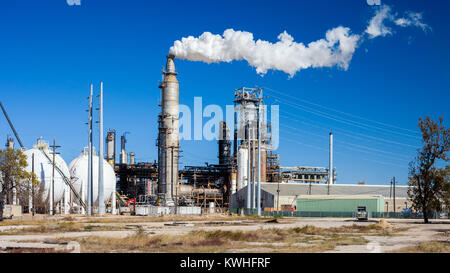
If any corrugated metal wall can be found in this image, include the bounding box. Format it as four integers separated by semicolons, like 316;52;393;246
296;196;384;213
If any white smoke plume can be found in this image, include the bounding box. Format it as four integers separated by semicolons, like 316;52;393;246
365;5;431;39
170;27;360;77
169;5;429;77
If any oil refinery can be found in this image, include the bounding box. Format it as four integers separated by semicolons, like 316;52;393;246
0;54;411;218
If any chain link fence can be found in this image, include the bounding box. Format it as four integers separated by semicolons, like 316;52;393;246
229;208;449;219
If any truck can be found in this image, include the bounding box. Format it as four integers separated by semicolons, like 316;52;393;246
356;206;368;221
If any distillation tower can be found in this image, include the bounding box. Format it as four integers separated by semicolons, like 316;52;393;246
157;55;180;206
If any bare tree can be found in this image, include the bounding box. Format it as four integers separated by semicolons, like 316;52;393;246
17;171;42;213
408;116;449;223
0;148;30;221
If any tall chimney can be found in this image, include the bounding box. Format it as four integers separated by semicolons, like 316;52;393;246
120;133;128;164
129;152;135;165
106;130;116;166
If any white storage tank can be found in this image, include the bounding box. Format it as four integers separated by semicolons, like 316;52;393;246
23;142;69;203
237;147;248;190
69;148;116;206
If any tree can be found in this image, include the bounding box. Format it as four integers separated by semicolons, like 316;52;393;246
0;148;30;221
408;116;449;223
17;171;43;213
441;165;450;210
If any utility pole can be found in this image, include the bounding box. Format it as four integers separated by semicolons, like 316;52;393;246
98;82;105;216
87;85;93;216
30;153;34;215
393;176;396;213
134;175;137;214
246;122;251;212
277;179;280;212
389;178;392;200
50;137;61;215
257;93;262;216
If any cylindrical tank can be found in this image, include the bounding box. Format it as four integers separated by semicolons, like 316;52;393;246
106;130;115;166
193;188;222;197
178;184;194;196
260;148;267;182
129;152;135;165
23;143;68;202
69;148;116;205
237;147;248;189
231;171;237;193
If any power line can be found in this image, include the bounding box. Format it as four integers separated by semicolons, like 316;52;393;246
282;135;407;168
280;128;410;163
263;86;419;134
267;92;421;140
280;124;412;160
281;111;418;149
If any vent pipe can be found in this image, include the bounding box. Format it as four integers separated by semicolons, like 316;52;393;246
329;132;333;185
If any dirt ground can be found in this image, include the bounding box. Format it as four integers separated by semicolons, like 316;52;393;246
0;214;448;253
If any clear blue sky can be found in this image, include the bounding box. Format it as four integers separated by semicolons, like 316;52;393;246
1;0;449;186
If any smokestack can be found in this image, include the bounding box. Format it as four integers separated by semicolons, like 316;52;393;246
120;133;128;164
6;136;14;150
329;132;333;185
106;130;116;166
218;121;231;165
158;54;179;207
129;152;135;165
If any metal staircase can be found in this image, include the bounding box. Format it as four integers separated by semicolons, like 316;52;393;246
39;148;87;210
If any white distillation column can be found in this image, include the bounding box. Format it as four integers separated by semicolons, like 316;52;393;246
158;54;179;206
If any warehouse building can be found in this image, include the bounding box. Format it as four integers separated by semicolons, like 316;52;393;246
230;182;409;213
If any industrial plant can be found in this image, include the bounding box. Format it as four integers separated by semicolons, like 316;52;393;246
0;54;412;219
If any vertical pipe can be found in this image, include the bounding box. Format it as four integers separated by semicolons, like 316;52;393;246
87;84;93;215
29;153;34;214
51;137;55;215
113;130;116;165
246;115;251;211
329;132;333;186
98;82;105;216
252;139;256;209
233;102;238;163
393;176;396;213
111;190;116;215
257;102;261;216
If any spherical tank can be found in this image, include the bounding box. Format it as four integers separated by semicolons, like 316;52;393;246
69;149;116;205
23;143;69;202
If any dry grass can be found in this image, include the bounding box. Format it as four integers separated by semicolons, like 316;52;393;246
0;219;57;227
391;241;450;253
0;221;120;235
58;224;378;253
84;214;263;224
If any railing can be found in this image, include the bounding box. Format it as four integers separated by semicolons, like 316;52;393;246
228;208;449;219
39;148;87;210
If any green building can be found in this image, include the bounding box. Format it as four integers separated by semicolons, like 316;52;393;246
296;195;384;213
